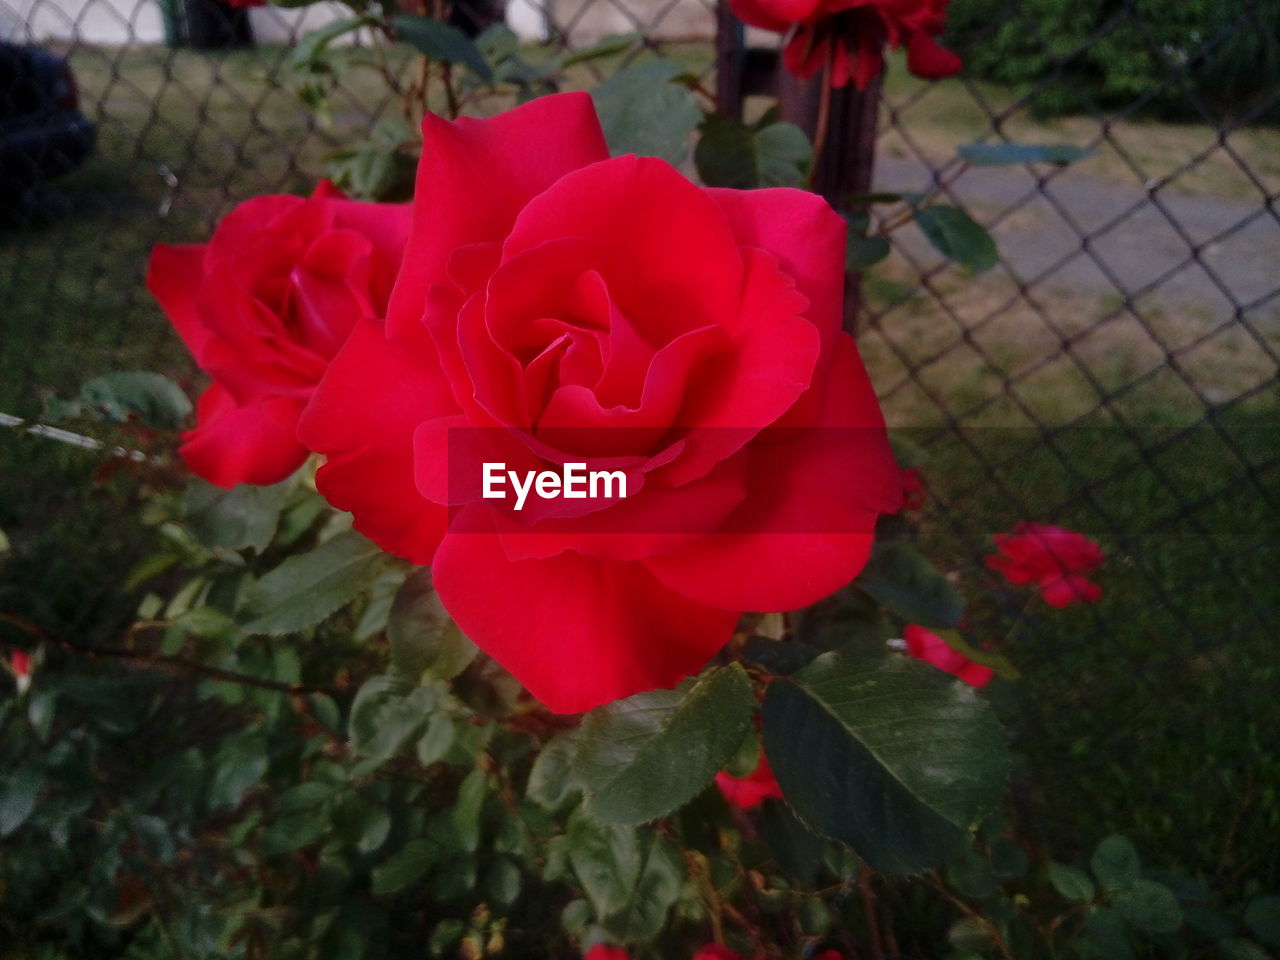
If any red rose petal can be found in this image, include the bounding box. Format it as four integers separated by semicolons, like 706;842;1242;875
432;505;739;714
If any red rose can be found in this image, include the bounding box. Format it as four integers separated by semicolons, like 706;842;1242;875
693;947;749;960
148;185;411;488
584;947;630;960
985;522;1103;608
729;0;961;89
298;93;900;713
903;624;993;688
715;747;784;809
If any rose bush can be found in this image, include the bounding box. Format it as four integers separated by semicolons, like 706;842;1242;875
727;0;962;89
147;183;410;488
298;92;902;713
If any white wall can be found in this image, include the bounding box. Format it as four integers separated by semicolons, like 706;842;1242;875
0;0;714;47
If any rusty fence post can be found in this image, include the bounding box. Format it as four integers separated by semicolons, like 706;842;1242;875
714;2;882;332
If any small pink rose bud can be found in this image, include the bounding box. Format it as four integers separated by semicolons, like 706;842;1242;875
11;650;32;695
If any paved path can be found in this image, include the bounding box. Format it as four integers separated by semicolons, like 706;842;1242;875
875;156;1280;329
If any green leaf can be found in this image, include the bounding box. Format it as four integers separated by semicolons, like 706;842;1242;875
240;530;382;635
289;16;368;70
913;205;998;274
559;32;640;67
184;477;293;554
854;542;965;628
1219;939;1273;960
761;652;1011;874
393;15;493;83
1245;895;1280;949
326;146;401;203
484;858;523;906
591;60;701;165
388;568;479;681
848;231;891;271
567;808;682;941
958;142;1092;167
1114;879;1182;934
1077;907;1134;960
78;371;192;429
207;736;269;810
349;675;438;764
1048;862;1096;902
694;113;812;190
949;853;1001;899
1091;835;1141;891
527;728;583;812
259;806;331;856
372;839;436;895
415;713;457;767
572;663;756;826
0;768;42;837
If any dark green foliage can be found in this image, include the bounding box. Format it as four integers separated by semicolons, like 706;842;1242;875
945;0;1280;121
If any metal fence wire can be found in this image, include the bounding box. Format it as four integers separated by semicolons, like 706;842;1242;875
1;0;1277;885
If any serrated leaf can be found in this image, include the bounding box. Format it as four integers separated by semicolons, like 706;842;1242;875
914;205;998;274
958;142;1092;167
393;15;493;83
372;839;437;895
0;768;42;837
78;371;192;429
207;736;269;810
762;652;1010;874
591;60;701;165
240;530;382;635
1049;862;1096;902
573;663;756;826
695;113;811;190
1115;879;1182;934
567;808;682;941
184;477;294;554
1091;835;1141;891
527;728;583;811
855;542;965;628
388;568;478;681
348;675;438;764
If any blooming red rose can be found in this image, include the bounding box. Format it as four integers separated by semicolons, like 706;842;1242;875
715;746;784;809
986;522;1103;608
584;946;630;960
298;93;900;713
903;624;993;688
729;0;961;89
148;184;411;488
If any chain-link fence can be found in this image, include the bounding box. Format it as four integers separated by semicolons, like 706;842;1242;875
2;0;1277;887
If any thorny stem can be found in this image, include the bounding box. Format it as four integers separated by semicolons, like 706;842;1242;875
858;866;885;960
1;611;338;697
808;44;837;191
925;873;1017;960
876;160;971;234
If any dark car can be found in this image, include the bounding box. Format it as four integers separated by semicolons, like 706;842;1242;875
0;41;95;196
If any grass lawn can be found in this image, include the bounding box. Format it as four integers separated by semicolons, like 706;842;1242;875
1;38;1277;895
